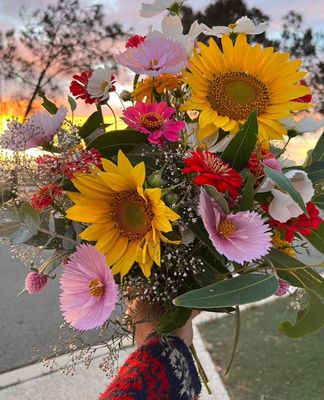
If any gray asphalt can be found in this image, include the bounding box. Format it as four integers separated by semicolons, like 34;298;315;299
0;245;63;373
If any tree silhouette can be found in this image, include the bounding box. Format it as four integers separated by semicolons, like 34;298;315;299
0;0;125;119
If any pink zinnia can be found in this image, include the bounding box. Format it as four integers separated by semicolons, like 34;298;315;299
199;189;272;264
115;35;188;76
60;244;118;331
0;106;67;151
122;101;185;144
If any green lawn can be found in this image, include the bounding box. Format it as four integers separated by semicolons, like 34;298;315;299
199;298;324;400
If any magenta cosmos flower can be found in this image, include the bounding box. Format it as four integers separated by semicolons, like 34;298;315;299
60;244;118;331
122;101;185;144
0;106;67;151
115;35;188;76
199;189;272;264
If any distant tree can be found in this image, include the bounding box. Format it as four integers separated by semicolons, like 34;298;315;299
0;0;125;119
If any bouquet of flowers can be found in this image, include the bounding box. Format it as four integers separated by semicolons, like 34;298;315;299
1;0;324;386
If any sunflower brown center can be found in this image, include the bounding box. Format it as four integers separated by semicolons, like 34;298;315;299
207;72;270;120
89;278;105;297
111;191;154;240
218;219;237;238
140;112;163;131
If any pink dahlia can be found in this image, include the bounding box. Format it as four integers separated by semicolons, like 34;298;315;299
115;35;188;76
122;101;185;144
0;106;67;151
199;189;272;264
25;272;48;294
60;244;118;331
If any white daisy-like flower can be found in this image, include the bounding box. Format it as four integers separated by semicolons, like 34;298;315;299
258;170;314;223
203;16;268;38
87;65;116;101
280;116;324;134
140;0;187;18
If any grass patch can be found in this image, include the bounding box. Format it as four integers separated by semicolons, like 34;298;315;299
199;298;324;400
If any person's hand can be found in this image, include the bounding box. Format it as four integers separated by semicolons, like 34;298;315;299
126;299;199;347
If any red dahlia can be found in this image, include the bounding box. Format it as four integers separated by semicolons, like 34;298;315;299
69;70;96;104
31;184;63;210
269;202;323;242
183;150;243;198
125;34;145;48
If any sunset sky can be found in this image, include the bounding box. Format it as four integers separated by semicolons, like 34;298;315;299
0;0;323;162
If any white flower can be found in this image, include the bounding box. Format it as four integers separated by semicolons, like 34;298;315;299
0;106;67;151
87;65;115;101
259;170;314;223
280;117;324;134
148;15;204;56
140;0;186;18
203;16;268;38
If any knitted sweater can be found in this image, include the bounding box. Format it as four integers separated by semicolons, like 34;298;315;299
99;336;202;400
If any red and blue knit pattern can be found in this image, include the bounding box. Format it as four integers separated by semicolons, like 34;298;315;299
99;336;201;400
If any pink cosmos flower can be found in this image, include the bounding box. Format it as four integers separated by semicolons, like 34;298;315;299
122;101;185;144
60;244;118;331
115;35;188;76
0;106;67;151
199;189;272;264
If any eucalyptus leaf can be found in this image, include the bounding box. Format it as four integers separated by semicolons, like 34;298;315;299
157;306;192;335
11;226;34;244
63;226;76;250
68;95;77;112
312;193;324;210
174;273;278;309
204;185;229;213
263;165;307;216
303;222;324;255
19;202;41;235
226;306;240;374
221;111;258;170
240;173;255;211
305;161;324;184
311;131;324;163
87;130;147;158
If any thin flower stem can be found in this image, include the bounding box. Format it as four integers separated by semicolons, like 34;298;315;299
107;103;118;131
37;227;78;245
190;343;212;395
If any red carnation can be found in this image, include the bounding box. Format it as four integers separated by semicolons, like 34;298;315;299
31;184;63;210
183;150;243;198
269;202;323;242
293;81;312;103
125;35;145;48
70;70;97;104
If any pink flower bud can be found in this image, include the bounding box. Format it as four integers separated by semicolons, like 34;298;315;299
275;278;290;297
25;272;48;294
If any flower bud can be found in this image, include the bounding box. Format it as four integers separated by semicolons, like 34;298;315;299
25;271;48;294
119;90;132;101
163;192;179;206
147;171;162;188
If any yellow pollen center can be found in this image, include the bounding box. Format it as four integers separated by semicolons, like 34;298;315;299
140;112;163;131
207;72;270;120
218;219;237;238
101;81;109;92
228;23;237;29
111;191;154;240
149;59;159;70
89;278;104;297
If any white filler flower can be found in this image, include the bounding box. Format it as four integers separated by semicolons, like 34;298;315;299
203;16;268;38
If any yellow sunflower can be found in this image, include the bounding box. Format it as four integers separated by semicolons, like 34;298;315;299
181;34;311;147
66;150;180;278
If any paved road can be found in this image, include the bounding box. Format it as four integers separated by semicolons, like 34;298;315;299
0;245;63;373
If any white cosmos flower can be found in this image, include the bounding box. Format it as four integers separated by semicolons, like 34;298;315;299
148;15;204;56
203;16;268;38
87;65;115;101
259;170;314;223
140;0;187;18
280;117;324;134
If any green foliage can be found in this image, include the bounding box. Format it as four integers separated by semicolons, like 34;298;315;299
240;173;255;211
174;273;278;309
204;185;229;213
38;90;58;115
87;130;148;159
263;165;308;215
305;161;324;184
303;222;324;255
221;111;258;171
312;193;324;210
78;111;102;139
311;131;324;163
157;305;192;335
68;95;77;112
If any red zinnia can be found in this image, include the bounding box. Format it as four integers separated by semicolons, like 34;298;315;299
70;70;96;104
125;34;145;48
269;202;323;242
293;81;312;103
31;184;63;210
183;150;243;198
247;148;276;176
